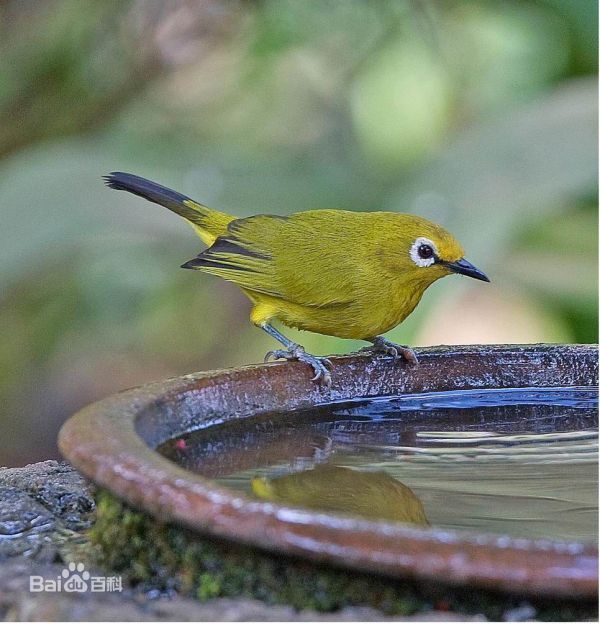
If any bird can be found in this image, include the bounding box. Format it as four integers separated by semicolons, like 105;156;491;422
251;464;429;526
105;172;489;386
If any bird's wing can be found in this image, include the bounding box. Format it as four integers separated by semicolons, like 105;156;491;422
182;211;362;307
181;215;288;298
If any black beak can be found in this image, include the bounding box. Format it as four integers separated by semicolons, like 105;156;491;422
442;258;490;282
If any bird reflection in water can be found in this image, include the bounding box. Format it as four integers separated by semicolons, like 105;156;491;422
251;464;429;526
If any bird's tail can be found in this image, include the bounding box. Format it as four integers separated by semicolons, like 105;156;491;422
104;172;235;246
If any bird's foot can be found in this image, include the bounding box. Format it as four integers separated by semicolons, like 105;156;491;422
360;337;418;366
265;345;333;386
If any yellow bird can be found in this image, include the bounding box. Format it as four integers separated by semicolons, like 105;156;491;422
251;465;429;526
105;172;489;385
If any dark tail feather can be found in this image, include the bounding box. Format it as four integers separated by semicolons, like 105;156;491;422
104;172;206;226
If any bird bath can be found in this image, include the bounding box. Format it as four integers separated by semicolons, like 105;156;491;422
59;344;598;601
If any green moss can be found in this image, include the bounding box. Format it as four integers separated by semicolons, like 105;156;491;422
91;489;429;614
90;489;597;620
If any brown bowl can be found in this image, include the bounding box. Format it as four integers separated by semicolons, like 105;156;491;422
59;344;598;598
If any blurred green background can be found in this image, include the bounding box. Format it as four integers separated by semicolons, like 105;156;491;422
0;0;597;466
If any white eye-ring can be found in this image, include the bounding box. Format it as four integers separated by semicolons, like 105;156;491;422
410;237;438;267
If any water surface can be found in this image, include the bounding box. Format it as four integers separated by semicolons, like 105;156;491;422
159;387;598;543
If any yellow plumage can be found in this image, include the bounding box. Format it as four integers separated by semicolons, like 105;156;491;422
185;209;466;338
251;465;429;526
106;172;489;384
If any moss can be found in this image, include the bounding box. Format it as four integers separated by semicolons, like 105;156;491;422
90;489;597;620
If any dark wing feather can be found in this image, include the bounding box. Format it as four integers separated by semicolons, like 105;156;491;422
181;215;286;298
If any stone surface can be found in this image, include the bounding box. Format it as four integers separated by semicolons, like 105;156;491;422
0;487;56;561
0;461;94;564
0;461;487;622
0;460;95;532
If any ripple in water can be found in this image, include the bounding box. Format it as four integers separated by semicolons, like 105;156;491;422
158;387;598;543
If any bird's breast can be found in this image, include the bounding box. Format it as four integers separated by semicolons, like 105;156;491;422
272;279;427;340
360;282;424;337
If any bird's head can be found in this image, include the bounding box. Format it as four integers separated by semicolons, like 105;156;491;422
383;214;489;287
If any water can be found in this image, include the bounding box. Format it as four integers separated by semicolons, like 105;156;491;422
158;387;598;543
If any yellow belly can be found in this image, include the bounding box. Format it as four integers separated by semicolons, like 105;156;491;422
246;288;424;341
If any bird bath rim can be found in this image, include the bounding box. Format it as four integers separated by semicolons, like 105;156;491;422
58;344;598;598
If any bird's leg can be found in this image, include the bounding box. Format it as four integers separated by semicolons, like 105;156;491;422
261;323;332;386
360;336;418;366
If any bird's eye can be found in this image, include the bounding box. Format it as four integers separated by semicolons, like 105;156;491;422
410;237;438;267
418;244;434;259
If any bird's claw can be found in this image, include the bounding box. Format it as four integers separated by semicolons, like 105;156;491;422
264;349;287;363
264;346;332;387
365;343;398;357
361;338;418;366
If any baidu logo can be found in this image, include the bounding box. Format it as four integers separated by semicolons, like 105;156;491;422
62;562;89;592
29;562;122;593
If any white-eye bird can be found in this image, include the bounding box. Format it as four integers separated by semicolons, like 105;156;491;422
105;172;489;386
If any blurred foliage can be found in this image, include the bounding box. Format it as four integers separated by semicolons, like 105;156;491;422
0;0;597;465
